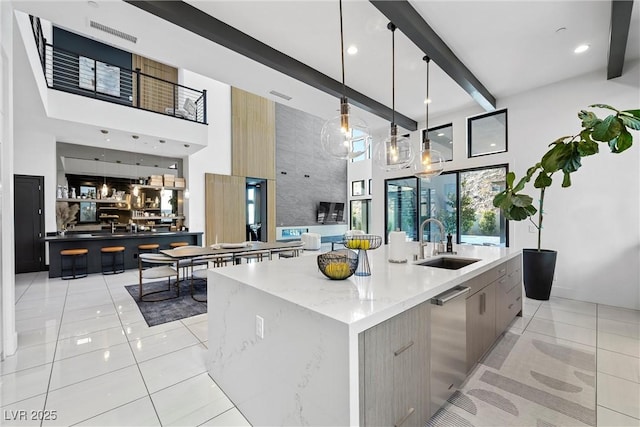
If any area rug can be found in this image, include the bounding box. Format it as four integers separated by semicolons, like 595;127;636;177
427;331;597;427
125;279;207;326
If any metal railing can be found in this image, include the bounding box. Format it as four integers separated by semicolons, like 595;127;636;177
30;16;207;124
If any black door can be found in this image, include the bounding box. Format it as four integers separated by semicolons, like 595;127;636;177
14;175;45;273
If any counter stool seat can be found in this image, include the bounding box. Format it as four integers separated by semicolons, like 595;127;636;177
170;242;189;248
61;248;89;280
101;246;125;275
138;243;159;253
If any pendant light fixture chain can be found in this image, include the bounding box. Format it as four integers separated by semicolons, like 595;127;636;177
423;55;431;151
388;22;397;127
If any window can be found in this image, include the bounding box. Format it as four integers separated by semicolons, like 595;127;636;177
468;109;508;157
350;129;371;162
352;180;365;196
385;165;508;246
368;179;372;195
385;177;418;242
350;200;371;233
424;123;453;161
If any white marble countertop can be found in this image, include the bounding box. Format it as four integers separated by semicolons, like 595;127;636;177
209;243;521;333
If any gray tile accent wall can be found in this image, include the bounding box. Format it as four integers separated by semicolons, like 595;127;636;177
276;104;347;227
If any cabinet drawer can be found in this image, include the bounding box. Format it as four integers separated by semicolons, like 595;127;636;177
507;255;522;274
496;283;522;334
466;263;507;297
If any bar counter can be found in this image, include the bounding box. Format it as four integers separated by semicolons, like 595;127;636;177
44;231;203;277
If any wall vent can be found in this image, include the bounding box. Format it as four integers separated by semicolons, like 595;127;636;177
269;90;292;101
89;20;137;44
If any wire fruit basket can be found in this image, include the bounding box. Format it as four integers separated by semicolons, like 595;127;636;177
317;250;359;280
344;234;382;276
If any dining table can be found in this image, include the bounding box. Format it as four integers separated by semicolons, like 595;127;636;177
159;240;305;264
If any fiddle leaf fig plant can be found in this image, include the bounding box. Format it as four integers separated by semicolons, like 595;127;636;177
493;104;639;251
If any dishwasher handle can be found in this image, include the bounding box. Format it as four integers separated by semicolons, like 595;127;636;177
431;286;470;306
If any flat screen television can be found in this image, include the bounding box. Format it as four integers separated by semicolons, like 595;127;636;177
317;202;345;224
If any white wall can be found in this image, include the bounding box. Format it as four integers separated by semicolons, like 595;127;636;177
1;0;17;357
370;61;640;309
180;69;232;241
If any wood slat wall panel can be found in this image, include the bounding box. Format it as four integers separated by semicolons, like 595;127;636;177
132;54;178;114
231;87;276;180
205;174;246;246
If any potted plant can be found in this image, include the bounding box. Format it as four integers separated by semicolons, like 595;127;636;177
493;104;639;300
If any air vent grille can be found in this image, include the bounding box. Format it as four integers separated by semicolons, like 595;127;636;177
90;20;137;43
269;90;292;101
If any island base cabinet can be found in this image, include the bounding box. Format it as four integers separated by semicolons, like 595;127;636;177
466;282;497;373
359;303;430;427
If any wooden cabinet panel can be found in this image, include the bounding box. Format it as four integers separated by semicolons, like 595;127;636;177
205;174;246;245
132;54;178;114
231;87;276;180
466;281;497;373
360;303;430;427
496;284;522;334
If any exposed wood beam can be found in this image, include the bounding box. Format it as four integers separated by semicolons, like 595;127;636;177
370;0;496;112
124;0;417;131
607;0;634;79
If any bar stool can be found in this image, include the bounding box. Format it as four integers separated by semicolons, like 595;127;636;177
60;248;89;280
138;243;159;254
101;246;125;275
169;241;189;248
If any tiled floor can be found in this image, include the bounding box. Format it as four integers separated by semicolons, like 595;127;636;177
1;270;639;426
1;270;249;427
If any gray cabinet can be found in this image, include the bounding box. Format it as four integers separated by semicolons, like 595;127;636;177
360;303;430;427
496;255;523;334
466;281;497;373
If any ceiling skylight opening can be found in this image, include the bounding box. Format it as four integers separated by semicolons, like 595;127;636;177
574;44;590;54
347;45;358;55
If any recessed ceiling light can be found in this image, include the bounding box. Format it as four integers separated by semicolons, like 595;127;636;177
424;98;432;104
100;129;108;134
437;132;445;137
490;143;496;147
116;160;121;163
184;144;190;148
106;138;110;142
159;139;166;143
132;135;139;139
574;44;589;54
88;1;99;8
347;45;358;55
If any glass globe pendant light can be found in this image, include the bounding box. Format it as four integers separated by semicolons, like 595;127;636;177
414;55;444;179
373;23;414;171
320;0;372;160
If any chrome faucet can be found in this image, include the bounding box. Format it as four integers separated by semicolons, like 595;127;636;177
418;218;446;259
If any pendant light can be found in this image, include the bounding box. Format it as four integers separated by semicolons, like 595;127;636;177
413;55;444;179
373;23;414;171
320;0;372;160
101;147;109;198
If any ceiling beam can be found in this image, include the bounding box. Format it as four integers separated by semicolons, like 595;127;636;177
124;0;417;131
370;0;496;112
607;0;634;79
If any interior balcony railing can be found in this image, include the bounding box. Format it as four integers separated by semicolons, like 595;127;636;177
29;16;207;124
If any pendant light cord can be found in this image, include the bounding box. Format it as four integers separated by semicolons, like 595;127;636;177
388;22;396;126
339;0;346;95
424;55;430;149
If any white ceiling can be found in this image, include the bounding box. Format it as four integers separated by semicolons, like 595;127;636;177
12;0;640;158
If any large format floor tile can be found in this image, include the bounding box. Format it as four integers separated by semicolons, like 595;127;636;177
138;343;207;393
598;305;640;325
130;325;200;363
0;340;56;375
0;393;47;427
526;317;597;346
0;363;52;406
597;348;640;383
597;405;640;426
598;317;640;340
541;297;598;316
598;331;640;358
534;305;597;329
43;365;148;426
54;325;128;361
75;396;161;426
597;373;640;419
151;373;234;426
200;408;251;426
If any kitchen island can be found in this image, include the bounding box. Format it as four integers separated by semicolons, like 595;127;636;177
207;243;522;426
44;231;202;277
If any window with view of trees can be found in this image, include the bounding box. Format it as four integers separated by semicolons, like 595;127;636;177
385;165;508;246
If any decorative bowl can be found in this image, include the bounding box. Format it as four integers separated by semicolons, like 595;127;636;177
317;250;358;280
343;234;382;251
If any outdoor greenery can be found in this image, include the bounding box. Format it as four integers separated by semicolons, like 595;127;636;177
479;210;497;235
493;104;639;250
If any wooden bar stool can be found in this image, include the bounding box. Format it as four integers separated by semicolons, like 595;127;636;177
101;246;125;274
138;243;159;254
169;241;189;248
60;248;89;280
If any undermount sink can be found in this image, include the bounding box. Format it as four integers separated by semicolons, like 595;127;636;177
416;257;480;270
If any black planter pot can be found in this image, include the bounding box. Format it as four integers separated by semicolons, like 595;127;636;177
522;249;557;300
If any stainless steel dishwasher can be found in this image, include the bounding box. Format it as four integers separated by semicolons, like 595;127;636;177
430;286;470;417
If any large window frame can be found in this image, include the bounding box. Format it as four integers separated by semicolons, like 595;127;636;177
468;109;508;158
384;164;509;246
423;123;454;162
